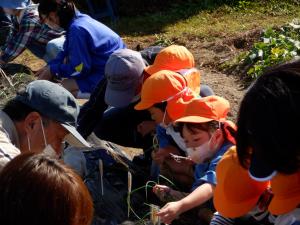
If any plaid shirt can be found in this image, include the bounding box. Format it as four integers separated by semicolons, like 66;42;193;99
1;4;64;62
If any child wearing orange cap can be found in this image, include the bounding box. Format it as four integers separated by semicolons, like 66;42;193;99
134;69;199;187
152;95;237;225
211;147;273;225
228;62;300;224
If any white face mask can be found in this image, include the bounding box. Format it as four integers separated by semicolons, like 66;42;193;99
185;133;218;164
165;126;187;152
40;119;58;158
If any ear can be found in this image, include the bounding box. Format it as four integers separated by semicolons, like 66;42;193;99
210;128;224;150
24;112;42;133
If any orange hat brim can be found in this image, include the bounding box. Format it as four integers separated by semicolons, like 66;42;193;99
214;187;260;218
268;195;300;215
134;101;155;110
213;147;269;218
144;65;161;76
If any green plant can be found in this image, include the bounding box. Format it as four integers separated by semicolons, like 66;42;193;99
126;174;176;223
235;0;251;10
244;19;300;78
154;34;174;47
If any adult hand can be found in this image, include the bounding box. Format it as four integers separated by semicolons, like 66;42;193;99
156;201;183;224
36;66;53;80
137;121;156;137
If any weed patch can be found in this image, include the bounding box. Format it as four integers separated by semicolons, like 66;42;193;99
234;19;300;79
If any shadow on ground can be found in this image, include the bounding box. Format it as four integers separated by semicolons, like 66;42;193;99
90;0;243;36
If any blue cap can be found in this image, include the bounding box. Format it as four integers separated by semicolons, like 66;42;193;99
15;80;90;147
0;0;30;9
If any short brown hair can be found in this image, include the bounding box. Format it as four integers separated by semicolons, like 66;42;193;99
0;152;94;225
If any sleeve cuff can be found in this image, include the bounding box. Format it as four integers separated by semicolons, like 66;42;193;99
49;64;60;78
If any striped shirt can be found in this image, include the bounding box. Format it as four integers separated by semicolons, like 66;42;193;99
1;4;64;62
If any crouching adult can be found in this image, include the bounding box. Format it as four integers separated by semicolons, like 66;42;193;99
0;80;90;171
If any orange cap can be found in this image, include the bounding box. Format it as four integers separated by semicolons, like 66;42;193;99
175;95;230;123
167;94;195;121
134;70;190;110
177;68;201;95
268;172;300;215
214;147;270;218
144;45;195;75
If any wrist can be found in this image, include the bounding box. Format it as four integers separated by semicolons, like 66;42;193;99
176;200;186;215
48;64;60;78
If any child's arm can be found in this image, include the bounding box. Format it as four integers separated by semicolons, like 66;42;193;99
156;182;215;224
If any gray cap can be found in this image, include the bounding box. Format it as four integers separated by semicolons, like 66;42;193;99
0;0;30;9
105;49;145;107
15;80;90;147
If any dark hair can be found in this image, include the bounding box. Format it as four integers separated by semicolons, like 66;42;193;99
3;99;36;121
0;152;94;225
177;121;219;134
236;64;300;174
176;120;236;144
38;0;76;30
2;99;53;126
153;101;167;111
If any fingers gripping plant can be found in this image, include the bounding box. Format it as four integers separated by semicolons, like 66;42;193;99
126;173;176;224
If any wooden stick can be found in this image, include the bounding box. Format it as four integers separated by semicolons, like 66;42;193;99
99;159;104;196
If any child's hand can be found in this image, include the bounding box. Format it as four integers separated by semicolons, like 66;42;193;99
156;201;183;224
153;184;171;195
153;184;171;202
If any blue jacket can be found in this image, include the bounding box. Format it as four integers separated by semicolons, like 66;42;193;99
49;11;126;93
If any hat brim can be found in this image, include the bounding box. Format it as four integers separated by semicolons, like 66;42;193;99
175;116;214;123
214;147;269;218
268;192;300;215
62;124;90;148
249;153;277;182
268;194;300;215
144;65;162;76
105;85;136;108
134;101;155;110
214;187;260;218
0;1;29;9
